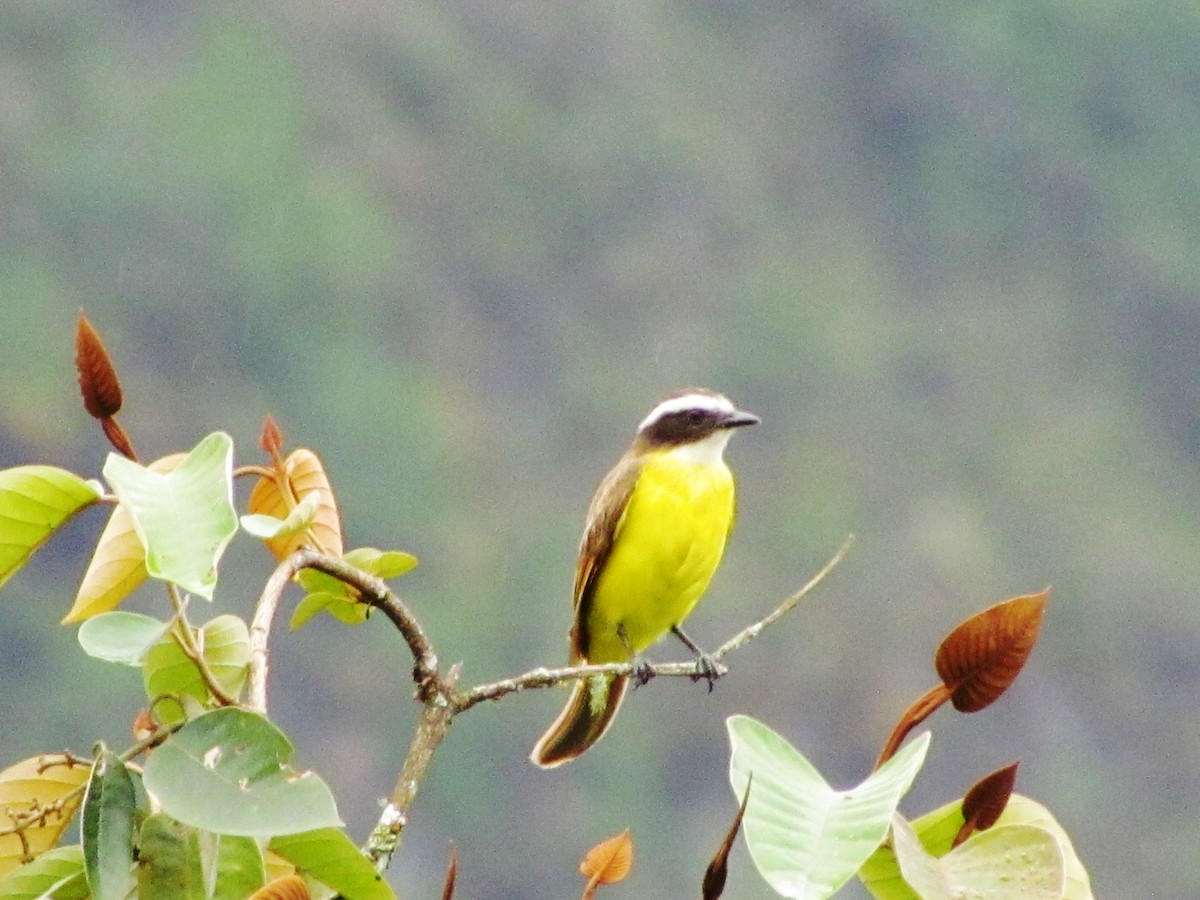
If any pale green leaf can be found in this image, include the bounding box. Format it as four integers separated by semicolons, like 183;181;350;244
102;432;237;600
239;491;321;540
270;828;396;900
63;454;185;624
342;547;418;579
142;615;250;725
290;591;341;630
860;794;1092;900
0;846;88;899
0;466;100;590
142;708;341;838
78;611;170;666
290;547;416;629
892;814;1064;900
727;715;930;900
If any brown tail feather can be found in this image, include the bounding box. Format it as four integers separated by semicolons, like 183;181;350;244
530;674;630;768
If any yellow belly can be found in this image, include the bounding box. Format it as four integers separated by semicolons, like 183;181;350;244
583;455;735;663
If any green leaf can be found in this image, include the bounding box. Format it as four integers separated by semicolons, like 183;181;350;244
860;793;1093;900
290;547;417;629
201;833;266;900
0;466;100;590
727;715;930;900
343;547;419;579
290;591;342;630
0;846;88;899
239;490;320;540
295;548;418;596
102;432;237;600
137;814;205;899
888;814;1064;900
142;708;342;838
78;611;170;666
142;614;250;724
81;752;137;900
270;828;396;900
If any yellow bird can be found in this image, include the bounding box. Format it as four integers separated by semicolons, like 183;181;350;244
531;389;758;768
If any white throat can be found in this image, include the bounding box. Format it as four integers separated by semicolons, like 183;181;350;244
662;428;734;465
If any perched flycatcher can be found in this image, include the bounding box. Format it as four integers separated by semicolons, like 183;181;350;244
531;388;758;767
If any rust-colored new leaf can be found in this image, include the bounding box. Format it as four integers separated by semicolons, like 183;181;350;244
75;311;123;419
703;776;752;899
935;589;1049;713
580;829;633;899
260;415;285;468
875;684;952;768
248;874;311;900
955;762;1019;847
246;449;343;559
441;841;457;900
101;417;137;460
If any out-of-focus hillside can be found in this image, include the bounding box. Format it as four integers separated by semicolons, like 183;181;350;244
2;2;1198;896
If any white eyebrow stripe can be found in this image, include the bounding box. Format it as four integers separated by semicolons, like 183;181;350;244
637;392;734;431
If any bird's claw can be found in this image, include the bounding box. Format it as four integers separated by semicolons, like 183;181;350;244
631;658;655;687
691;653;727;691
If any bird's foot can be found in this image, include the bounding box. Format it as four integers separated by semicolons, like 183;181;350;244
631;657;655;687
618;624;656;688
671;625;727;691
690;652;728;692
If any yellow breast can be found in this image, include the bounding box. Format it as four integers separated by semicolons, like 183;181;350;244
583;450;736;663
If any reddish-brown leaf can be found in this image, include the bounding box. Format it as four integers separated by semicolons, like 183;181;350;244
260;415;285;467
874;683;952;768
703;776;751;899
935;589;1049;713
580;828;633;897
954;762;1019;846
441;841;457;900
101;417;137;460
75;311;123;419
247;874;310;900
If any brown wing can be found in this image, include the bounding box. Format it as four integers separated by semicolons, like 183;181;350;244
569;454;641;662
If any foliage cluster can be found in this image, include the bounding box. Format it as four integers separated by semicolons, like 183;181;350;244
3;4;1188;892
0;319;1095;897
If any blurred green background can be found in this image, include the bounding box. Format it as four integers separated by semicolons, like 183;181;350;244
2;1;1196;896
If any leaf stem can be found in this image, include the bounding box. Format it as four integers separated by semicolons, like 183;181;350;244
165;584;239;707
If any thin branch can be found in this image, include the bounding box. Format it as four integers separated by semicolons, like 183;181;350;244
248;548;441;715
452;659;719;713
0;753;92;840
291;551;439;689
251;538;852;874
454;535;855;713
364;663;462;871
165;583;239;707
248;551;310;715
0;726;180;844
714;533;855;658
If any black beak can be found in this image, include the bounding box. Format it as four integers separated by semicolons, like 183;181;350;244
721;409;760;429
